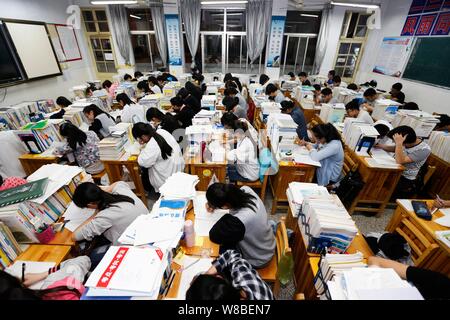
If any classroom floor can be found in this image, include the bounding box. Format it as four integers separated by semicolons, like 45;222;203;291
146;189;395;300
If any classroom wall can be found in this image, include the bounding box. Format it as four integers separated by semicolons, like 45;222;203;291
355;0;450;114
0;0;95;106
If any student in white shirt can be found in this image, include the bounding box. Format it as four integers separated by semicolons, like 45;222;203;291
116;93;145;124
319;87;339;105
226;120;260;182
83;104;116;139
345;99;374;124
265;83;285;104
132;122;185;193
147;76;162;94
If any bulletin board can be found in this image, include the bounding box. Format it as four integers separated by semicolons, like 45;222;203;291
372;37;414;78
47;24;82;62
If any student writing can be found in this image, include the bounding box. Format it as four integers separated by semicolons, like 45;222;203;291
116;93;145;124
146;107;180;134
280;100;308;141
265;83;285;103
170;96;195;128
50;96;72;119
345;99;374;124
83;104;116;139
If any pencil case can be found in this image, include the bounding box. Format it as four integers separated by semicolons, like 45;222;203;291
35;225;55;244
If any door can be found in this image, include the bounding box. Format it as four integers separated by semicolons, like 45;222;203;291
281;35;317;75
202;33;224;73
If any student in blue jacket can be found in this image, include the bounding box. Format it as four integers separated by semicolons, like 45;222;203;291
280;100;308;141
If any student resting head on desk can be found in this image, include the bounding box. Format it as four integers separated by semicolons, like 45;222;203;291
83;104;116;140
296;123;344;188
116;92;145;124
345;99;374;124
146;107;180;134
265;83;285;104
376;125;431;200
71;181;148;266
224;87;248;114
55;122;104;175
206;183;276;269
347;83;358;91
178;87;201;114
132;122;185;194
226;120;260;182
50;96;72;120
0;256;91;300
368;256;450;300
222;96;247;120
170;96;195;128
280;100;309;141
360;87;378;113
434;113;450;132
123;73;133;82
374;120;393;145
186;250;274;300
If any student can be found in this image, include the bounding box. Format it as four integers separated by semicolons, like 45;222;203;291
50;96;72;119
259;74;270;88
432;196;450;209
226;121;259;182
186;250;274;300
297;123;344;187
146;107;180;134
345;99;374;124
377;126;431;199
185;81;203;102
265;83;285;103
71;182;147;265
116;93;145;124
360;87;378;112
280;100;308;141
288;72;297;82
320;87;338;105
390;82;405;104
313;84;322;105
368;256;450;300
221;112;239;130
0;256;90;300
123;73;132;82
170;96;195;128
374;120;393;145
137;80;151;95
102;80;119;98
192;73;207;95
223;72;233;83
148;76;162;94
83;104;116;139
222;96;247;119
298;72;311;86
232;76;243;92
134;71;144;81
326;70;335;85
178;87;201;113
162;72;178;82
434;114;450;131
85;86;94;98
132;123;185;193
0;174;27;191
347;83;358;91
224;87;248;114
55;122;104;174
156;75;167;87
333;75;342;87
400;102;419;110
206;183;276;268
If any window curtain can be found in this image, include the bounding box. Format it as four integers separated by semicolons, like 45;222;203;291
312;4;331;75
107;4;131;65
246;0;273;64
150;0;168;67
179;0;201;68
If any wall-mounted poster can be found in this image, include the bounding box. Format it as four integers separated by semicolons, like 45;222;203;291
165;14;182;66
443;0;450;10
266;16;286;68
432;11;450;34
401;16;420;35
409;0;427;14
423;0;444;13
372;37;414;78
415;13;439;35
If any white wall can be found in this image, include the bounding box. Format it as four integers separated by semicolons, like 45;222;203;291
0;0;94;105
356;0;450;114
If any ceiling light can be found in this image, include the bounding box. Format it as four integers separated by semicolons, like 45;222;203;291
301;14;319;18
331;1;379;9
130;14;142;19
91;1;138;5
201;1;248;4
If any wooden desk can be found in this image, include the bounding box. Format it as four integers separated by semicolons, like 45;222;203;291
386;200;450;276
101;155;148;206
47;228;76;246
16;245;71;265
426;153;450;199
19;153;60;176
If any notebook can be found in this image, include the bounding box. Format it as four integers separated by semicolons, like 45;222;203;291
0;178;49;207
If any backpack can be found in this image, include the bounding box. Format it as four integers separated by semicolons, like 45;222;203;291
334;170;365;209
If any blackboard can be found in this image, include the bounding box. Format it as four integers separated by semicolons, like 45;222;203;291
403;37;450;89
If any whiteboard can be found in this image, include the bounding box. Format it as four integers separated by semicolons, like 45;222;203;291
55;24;82;61
5;22;61;79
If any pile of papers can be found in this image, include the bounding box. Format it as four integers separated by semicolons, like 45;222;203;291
333;87;359;105
62;202;96;232
286;182;330;216
260;102;281;121
325;266;423;300
391;110;440;138
319;103;346;124
84;246;168;299
427;131;450;162
99;135;127;160
292;145;322;167
159;172;199;200
299;197;358;254
371;98;402;122
139;93;163;110
201;95;216;111
436;230;450;248
368;148;400;168
193;192;228;236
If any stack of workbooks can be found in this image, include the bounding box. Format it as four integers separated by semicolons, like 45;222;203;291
427;131;450;162
0;222;22;269
62;107;87;127
139;93;163;110
371;98;402;122
391;110;440;138
99;135;127;160
159;172;199;200
343;121;379;155
0;100;55;130
319;103;346;124
286;182;330;216
260;102;281;122
299;197;358;254
15;119;64;154
333;87;359;105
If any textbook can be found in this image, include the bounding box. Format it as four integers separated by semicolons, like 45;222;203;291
0;222;22;269
428;131;450;163
0;178;49;208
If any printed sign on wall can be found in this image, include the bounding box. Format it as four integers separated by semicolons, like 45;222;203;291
165;14;182;66
432;11;450;34
403;0;448;35
266;16;286;68
373;37;414;77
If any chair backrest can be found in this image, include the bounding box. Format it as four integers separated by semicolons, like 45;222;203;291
247;99;256;124
275;216;291;263
343;151;358;176
395;218;439;267
423;165;436;186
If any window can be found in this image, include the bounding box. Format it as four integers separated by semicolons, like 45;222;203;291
127;8;154;31
82;9;109;33
226;10;246;32
285;11;322;34
334;42;361;79
201;10;224;31
91;37;116;73
340;12;370;39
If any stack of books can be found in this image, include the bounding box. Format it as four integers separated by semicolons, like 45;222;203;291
266;113;298;154
333;87;359;105
63;107;87;127
15;119;64;154
159;172;199;200
201;95;216;111
299;197;358;254
342;121;379;155
391;110;440;138
427;131;450;162
0;222;22;269
99;135;127;160
0;101;49;130
319;103;346;124
139;93;163;111
371;98;402;122
260;102;281;122
286;182;330;216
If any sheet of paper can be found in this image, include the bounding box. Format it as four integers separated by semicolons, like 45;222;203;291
355;287;423;300
6;261;55;290
62;202;96;232
134;216;184;246
175;257;213;300
397;199;414;212
293;154;322;167
434;215;450;228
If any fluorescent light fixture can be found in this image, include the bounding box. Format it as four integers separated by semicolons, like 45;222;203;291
130;14;141;19
91;1;138;5
201;1;248;4
301;14;319;18
211;13;243;16
331;1;379;9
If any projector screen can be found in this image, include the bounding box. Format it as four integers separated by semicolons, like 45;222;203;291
4;21;61;80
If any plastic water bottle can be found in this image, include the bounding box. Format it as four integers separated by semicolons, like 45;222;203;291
184;220;195;248
277;252;294;285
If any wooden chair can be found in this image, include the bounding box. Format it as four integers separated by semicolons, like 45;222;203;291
91;169;106;184
257;216;292;298
236;173;269;201
343;151;359;176
422;165;436;188
395;218;439;267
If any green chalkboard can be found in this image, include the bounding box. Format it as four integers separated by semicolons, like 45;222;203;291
403;37;450;89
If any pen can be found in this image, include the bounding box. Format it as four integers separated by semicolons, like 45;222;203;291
22;263;26;283
61;220;70;231
163;271;176;297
